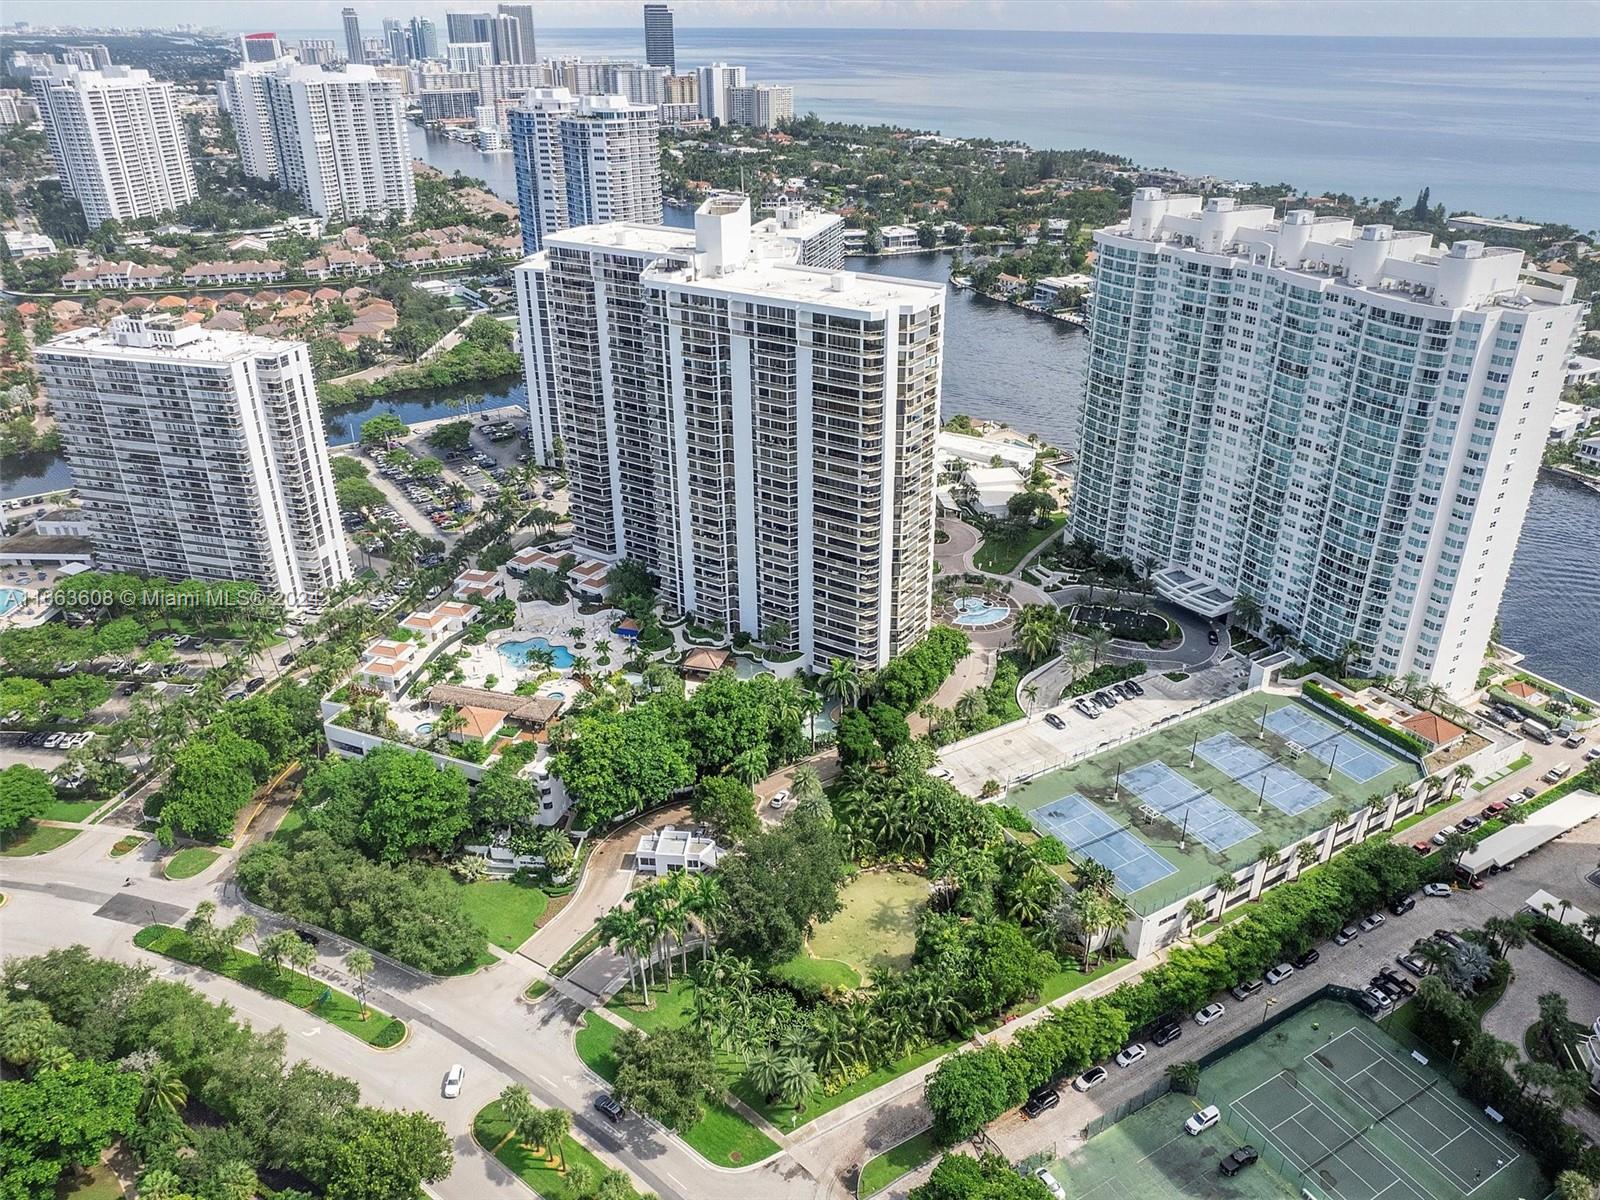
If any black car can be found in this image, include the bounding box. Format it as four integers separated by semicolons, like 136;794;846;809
290;928;319;947
1352;991;1384;1018
244;676;267;693
1219;1147;1259;1176
1044;713;1066;730
1207;629;1220;645
1126;680;1145;696
1151;1019;1183;1048
1389;896;1417;916
1022;1086;1060;1118
593;1094;625;1123
279;652;297;667
1369;976;1403;1002
1378;968;1417;997
1292;948;1320;969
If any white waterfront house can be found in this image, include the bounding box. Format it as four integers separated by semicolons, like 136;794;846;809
634;825;722;875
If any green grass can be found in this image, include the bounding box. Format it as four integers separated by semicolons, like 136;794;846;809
972;514;1065;575
453;877;550;951
770;954;861;992
575;1011;778;1167
133;924;405;1048
109;834;146;858
551;925;604;977
806;870;928;982
860;1129;939;1197
1004;692;1423;915
272;804;307;845
1025;954;1128;1011
0;824;81;856
41;797;101;822
56;1163;124;1200
524;978;552;1001
474;1101;639;1200
163;847;220;879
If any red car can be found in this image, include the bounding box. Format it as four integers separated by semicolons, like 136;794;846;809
1412;840;1432;855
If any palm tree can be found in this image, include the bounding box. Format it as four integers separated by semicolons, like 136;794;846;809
745;1045;784;1100
137;1060;188;1120
821;657;863;710
1449;763;1474;799
259;929;297;976
809;1007;852;1079
1166;1060;1201;1094
496;1084;538;1152
731;745;769;786
345;948;375;1015
790;765;824;808
685;872;728;960
1063;641;1090;683
1086;627;1112;669
1182;898;1208;937
599;907;649;1004
776;1054;820;1114
1582;914;1600;944
283;935;316;986
542;1107;572;1169
1231;592;1262;633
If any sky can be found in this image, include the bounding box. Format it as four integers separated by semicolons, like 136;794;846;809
5;0;1598;38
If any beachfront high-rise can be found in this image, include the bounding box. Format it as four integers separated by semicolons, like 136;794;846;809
219;55;292;182
643;4;675;72
513;196;943;668
37;317;351;602
261;62;415;221
509;88;661;254
696;62;745;124
1073;189;1583;696
32;63;196;229
341;7;365;64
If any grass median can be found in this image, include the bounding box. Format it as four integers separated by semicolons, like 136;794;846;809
133;924;405;1048
164;847;221;879
860;1129;939;1197
474;1100;640;1200
0;824;80;856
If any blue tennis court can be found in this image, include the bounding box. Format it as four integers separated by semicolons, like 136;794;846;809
1121;761;1261;851
1196;733;1331;816
1264;705;1400;782
1034;793;1178;894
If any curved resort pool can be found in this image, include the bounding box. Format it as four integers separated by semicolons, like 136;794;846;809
952;597;1009;628
499;636;576;670
0;588;25;617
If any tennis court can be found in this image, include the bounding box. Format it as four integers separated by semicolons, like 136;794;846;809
1264;706;1400;783
1205;1000;1542;1200
1034;793;1178;892
1197;732;1331;816
1121;760;1261;851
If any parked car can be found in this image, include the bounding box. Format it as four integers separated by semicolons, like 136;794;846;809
593;1094;625;1122
1033;1168;1067;1200
1522;785;1538;799
1126;680;1145;696
1185;1105;1222;1135
1358;913;1386;932
1230;979;1264;1001
1412;839;1433;855
1457;815;1482;832
1044;713;1066;730
1433;930;1468;950
1194;1003;1227;1026
1022;1086;1060;1118
1219;1146;1259;1176
1265;963;1295;985
290;928;319;947
442;1064;464;1098
1378;968;1417;997
1395;952;1429;977
1481;801;1509;819
1369;976;1404;1002
1115;1043;1147;1068
244;676;266;693
1076;701;1101;720
1363;986;1394;1011
1390;896;1417;916
1352;990;1385;1018
769;790;789;809
1423;883;1453;898
1073;1066;1108;1093
1293;948;1320;969
1430;825;1457;846
1207;629;1219;645
1151;1019;1183;1047
1334;925;1360;946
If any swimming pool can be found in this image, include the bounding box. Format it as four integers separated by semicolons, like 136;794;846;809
0;588;24;617
952;597;1010;627
499;636;575;669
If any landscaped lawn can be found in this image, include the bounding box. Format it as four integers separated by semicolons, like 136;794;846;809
453;877;550;952
0;824;81;856
133;924;405;1048
164;847;220;879
41;797;101;823
973;514;1065;575
474;1101;640;1200
109;834;146;858
272;804;307;845
575;1011;778;1167
806;869;927;982
55;1163;124;1200
770;954;861;992
860;1128;939;1197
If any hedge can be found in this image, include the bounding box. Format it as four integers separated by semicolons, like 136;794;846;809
1061;660;1146;701
1526;912;1600;978
1488;685;1575;727
1301;681;1429;759
925;839;1424;1143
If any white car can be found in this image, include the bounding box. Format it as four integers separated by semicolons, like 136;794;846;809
1423;882;1453;898
1265;962;1295;985
1185;1104;1221;1135
1116;1043;1147;1068
1194;1002;1227;1026
1033;1168;1067;1200
1430;825;1458;846
1073;1066;1108;1092
769;790;789;809
442;1064;464;1099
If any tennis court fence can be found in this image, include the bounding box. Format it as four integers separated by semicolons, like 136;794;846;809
1080;1076;1172;1139
1194;985;1372;1072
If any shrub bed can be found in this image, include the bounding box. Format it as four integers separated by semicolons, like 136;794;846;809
1301;681;1429;759
1061;660;1146;700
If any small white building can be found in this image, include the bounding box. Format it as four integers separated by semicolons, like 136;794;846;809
634;825;721;875
3;231;56;258
1551;400;1599;443
1032;273;1093;308
453;567;505;602
1567;356;1600;388
1579;437;1600;468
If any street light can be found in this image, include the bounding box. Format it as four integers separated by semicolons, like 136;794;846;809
1261;996;1278;1026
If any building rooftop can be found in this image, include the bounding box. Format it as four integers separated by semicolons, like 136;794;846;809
39;316;300;365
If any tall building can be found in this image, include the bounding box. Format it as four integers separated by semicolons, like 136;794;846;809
487;12;523;63
219;55;293;182
448;42;492;71
727;83;793;129
341;7;365;63
1072;190;1584;696
297;40;338;66
643;4;675;72
32;63;196;229
238;32;283;63
696;61;744;123
663;72;697;107
263;62;415;222
382;19;411;64
38;316;351;601
613;64;668;107
498;4;537;63
513;196;941;667
509;88;661;254
409;16;440;60
63;45;112;71
445;11;484;44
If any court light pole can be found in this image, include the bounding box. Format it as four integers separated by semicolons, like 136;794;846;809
1325;742;1340;782
1189;729;1199;769
1259;702;1269;741
1256;774;1268;816
1261;996;1278;1026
